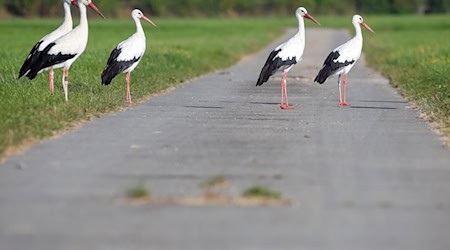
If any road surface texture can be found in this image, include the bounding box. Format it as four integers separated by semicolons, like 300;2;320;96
1;29;450;250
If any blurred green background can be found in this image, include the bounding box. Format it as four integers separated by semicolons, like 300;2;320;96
0;0;448;18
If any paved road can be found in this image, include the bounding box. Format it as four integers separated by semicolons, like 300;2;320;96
1;29;450;250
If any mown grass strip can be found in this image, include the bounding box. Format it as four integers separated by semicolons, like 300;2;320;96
0;17;292;159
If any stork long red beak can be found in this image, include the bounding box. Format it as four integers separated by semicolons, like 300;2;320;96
141;15;157;27
361;22;375;33
305;13;321;26
88;2;106;19
71;0;78;7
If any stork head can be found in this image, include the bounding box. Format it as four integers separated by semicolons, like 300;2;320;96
78;0;106;19
296;7;320;26
353;15;374;33
132;9;157;27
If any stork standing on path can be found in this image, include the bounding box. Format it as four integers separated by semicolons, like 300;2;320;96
18;0;78;93
256;7;320;110
24;0;105;102
314;15;374;106
101;9;156;105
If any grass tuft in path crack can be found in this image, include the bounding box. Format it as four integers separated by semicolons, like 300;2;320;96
242;186;281;200
126;184;150;199
201;175;229;190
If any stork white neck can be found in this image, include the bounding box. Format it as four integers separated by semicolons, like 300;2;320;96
133;16;145;36
77;1;89;29
353;19;363;40
61;1;73;31
296;13;306;41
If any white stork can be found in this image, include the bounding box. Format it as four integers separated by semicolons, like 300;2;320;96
314;15;374;106
256;7;320;110
101;9;156;105
24;0;105;102
18;0;78;93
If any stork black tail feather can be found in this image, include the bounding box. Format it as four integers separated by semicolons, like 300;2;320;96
314;68;331;84
101;67;119;86
101;47;141;86
18;41;43;79
314;51;355;85
256;65;272;86
19;56;37;79
101;59;141;85
25;43;76;80
25;66;41;80
102;48;121;85
314;51;339;84
256;49;281;86
256;49;297;86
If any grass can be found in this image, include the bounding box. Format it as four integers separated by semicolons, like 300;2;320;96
364;16;450;136
201;175;229;190
126;184;150;199
317;15;450;137
242;186;281;200
0;17;291;159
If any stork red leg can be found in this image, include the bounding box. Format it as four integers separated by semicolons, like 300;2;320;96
280;72;294;110
49;68;54;94
283;82;294;110
338;74;343;106
280;77;285;109
126;72;132;104
62;68;69;102
341;74;351;106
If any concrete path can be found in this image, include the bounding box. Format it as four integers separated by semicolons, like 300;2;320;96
1;29;450;250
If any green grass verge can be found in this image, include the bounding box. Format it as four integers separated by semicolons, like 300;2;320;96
365;16;449;135
318;15;450;136
0;17;292;159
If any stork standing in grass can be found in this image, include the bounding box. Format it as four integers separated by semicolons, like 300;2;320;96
314;15;374;106
101;9;156;105
256;7;320;110
24;0;105;102
18;0;78;93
